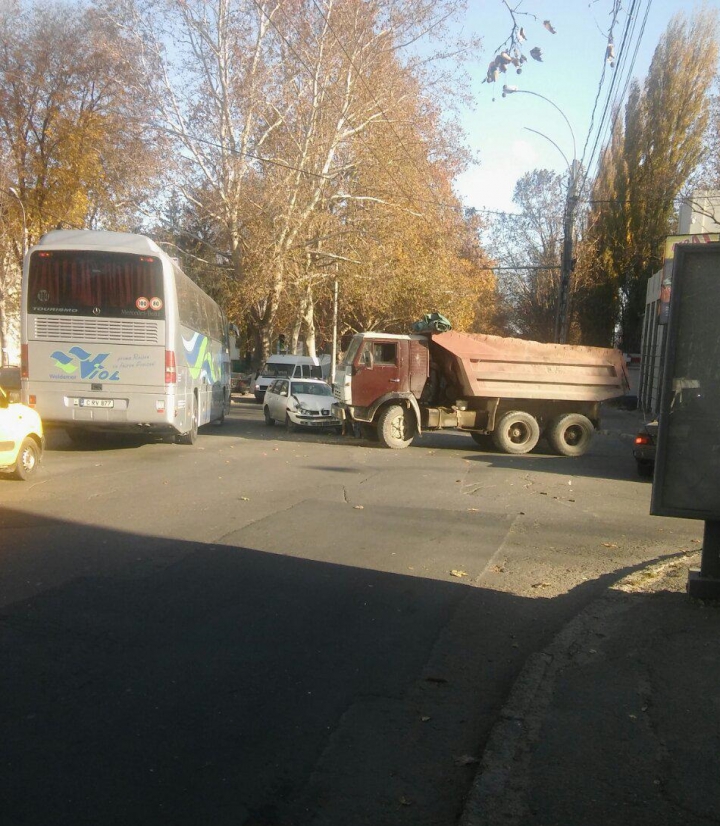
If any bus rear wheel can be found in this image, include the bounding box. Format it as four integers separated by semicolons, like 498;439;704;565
177;397;199;445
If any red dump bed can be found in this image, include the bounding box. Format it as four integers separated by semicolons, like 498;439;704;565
430;331;629;402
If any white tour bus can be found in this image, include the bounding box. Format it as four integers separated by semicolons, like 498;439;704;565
21;230;231;444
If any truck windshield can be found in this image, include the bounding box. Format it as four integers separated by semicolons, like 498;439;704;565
339;337;361;367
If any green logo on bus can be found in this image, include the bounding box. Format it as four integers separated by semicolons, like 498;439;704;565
51;347;120;381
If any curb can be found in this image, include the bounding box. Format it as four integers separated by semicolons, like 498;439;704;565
459;553;698;826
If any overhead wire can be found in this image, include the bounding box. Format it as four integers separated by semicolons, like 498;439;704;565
578;0;626;168
578;0;654;197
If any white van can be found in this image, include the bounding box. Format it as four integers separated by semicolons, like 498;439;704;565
253;355;325;402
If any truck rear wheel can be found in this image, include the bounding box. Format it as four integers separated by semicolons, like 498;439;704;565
546;413;594;456
377;404;415;449
492;411;540;455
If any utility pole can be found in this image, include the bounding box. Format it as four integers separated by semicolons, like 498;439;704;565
331;275;338;385
503;87;579;344
555;159;580;344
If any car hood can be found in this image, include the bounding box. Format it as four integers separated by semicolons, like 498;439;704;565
292;393;333;411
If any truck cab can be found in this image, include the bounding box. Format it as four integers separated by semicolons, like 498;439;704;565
333;333;429;446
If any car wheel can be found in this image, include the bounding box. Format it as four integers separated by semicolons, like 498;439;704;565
12;437;40;480
254;393;263;403
492;411;540;455
546;413;594;457
285;414;297;433
264;407;275;426
637;460;654;478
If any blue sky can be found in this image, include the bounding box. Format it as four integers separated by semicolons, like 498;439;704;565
453;0;720;215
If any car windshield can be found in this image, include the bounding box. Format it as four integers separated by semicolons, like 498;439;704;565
262;363;293;378
291;382;331;397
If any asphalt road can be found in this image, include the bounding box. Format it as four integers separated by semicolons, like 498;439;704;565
0;399;702;826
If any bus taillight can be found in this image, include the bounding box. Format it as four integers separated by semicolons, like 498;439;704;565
165;350;177;384
21;344;28;378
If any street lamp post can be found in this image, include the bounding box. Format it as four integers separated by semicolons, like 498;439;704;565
8;186;28;259
503;86;578;343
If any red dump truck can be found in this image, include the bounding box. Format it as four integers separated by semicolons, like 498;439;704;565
331;330;629;454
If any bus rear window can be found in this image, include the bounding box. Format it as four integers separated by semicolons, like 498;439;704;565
27;250;165;319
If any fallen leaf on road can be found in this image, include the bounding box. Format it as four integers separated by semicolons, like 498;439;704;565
453;755;479;766
450;570;468;578
353;505;364;510
602;542;618;548
531;582;552;588
398;796;412;806
239;496;250;501
421;716;431;722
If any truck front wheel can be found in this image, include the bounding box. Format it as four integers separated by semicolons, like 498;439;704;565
546;413;594;456
377;404;415;449
492;411;540;455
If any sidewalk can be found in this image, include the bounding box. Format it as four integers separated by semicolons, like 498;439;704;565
462;552;720;826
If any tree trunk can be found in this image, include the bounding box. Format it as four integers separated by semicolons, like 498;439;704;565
302;282;316;358
0;287;9;367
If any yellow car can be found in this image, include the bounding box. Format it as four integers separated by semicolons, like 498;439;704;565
0;384;44;480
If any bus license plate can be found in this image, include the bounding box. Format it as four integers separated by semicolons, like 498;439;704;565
78;398;114;408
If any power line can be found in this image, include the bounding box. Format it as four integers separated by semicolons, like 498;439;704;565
580;0;653;192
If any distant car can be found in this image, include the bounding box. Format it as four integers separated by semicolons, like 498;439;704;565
263;377;341;433
0;384;44;480
633;420;657;477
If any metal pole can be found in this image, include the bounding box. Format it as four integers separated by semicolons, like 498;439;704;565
504;89;579;344
8;187;28;259
330;278;338;385
687;520;720;599
555;160;579;344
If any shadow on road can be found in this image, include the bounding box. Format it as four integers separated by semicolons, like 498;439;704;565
0;506;676;826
